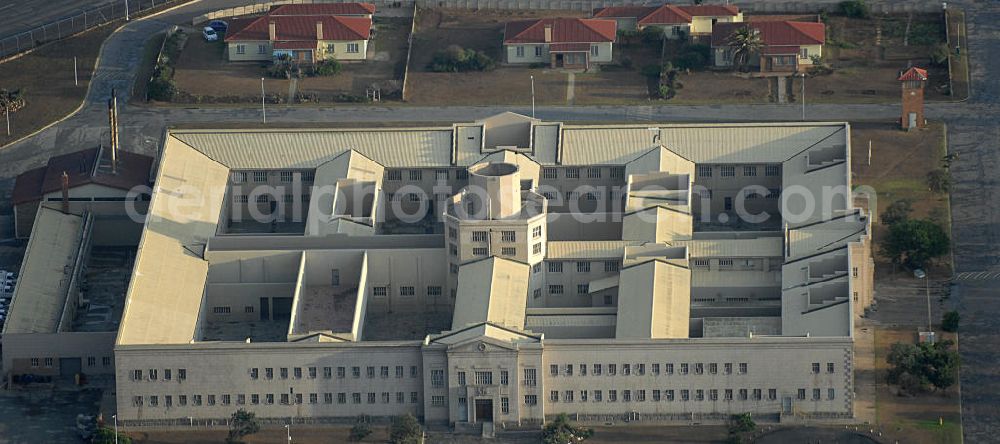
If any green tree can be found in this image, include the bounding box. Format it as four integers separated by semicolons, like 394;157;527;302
887;339;960;394
542;413;594;444
349;415;373;442
93;427;132;444
881;219;950;268
389;413;422;444
941;310;960;332
226;409;260;443
429;45;495;72
838;0;870;18
726;25;763;72
881;199;913;225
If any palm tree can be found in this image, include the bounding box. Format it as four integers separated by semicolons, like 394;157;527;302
726;25;762;72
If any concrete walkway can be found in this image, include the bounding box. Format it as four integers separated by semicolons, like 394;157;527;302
566;72;575;106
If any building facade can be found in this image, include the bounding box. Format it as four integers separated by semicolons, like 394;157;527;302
94;113;872;429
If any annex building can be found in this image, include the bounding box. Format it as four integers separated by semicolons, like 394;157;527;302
106;113;872;428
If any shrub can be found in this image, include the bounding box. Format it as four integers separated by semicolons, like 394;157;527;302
838;0;870;18
314;59;342;76
226;409;260;444
672;44;710;70
93;427;132;444
148;77;176;101
543;413;594;444
389;413;422;444
941;310;960;332
429;45;495;72
930;44;950;66
349;420;372;442
927;169;951;193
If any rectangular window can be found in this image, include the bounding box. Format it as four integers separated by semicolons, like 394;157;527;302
577;284;589;294
550;365;558;376
698;166;713;177
381;392;390;403
797;389;806;400
501;247;516;256
725;389;733;401
409;170;422;181
753;389;762;400
367;366;375;378
373;286;388;297
653;390;661;401
828;363;836;373
533;243;542;255
565;365;573;376
828;388;836;400
550;391;559;402
667;390;675;401
709;363;718;374
543;168;557;179
721;166;735;177
524;395;537;405
593;364;602;375
523;368;537;386
609;390;617;402
696;390;704;401
744;166;757;177
399;286;415;297
800;47;809;59
813;388;821;400
432;396;446;406
533;288;541;299
367;393;376;404
352;393;361;404
604;261;620;272
594;390;602;402
608;364;616;376
765;165;780;176
565;390;574;402
577;262;590;273
547;262;563;273
387;170;402;181
566;168;580;179
769;389;777;400
472;231;488;242
812;362;821;374
411;392;419;403
457;371;467;386
500;230;516;242
579;364;587;376
739;363;748;374
666;363;674;374
337;393;346;404
516;46;525;57
710;389;719;401
652;363;660;375
236;44;246;55
590;45;599;57
739;389;748;400
149;369;158;380
347;43;360;53
637;390;646;402
680;363;688;375
724;363;732;374
431;369;445;387
623;363;631;376
549;285;564;295
694;363;703;375
500;370;509;385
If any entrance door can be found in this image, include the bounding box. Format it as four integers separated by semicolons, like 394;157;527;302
908;112;918;128
554;54;564;68
259;297;269;320
474;399;493;422
782;396;792;414
59;358;82;379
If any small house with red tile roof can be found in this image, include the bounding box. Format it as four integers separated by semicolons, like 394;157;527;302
12;147;153;238
503;18;617;69
593;4;742;39
223;3;374;63
711;20;825;73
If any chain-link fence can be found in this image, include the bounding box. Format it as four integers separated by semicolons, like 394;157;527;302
0;0;186;60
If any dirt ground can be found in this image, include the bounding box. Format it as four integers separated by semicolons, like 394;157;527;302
130;425;388;443
172;17;410;104
850;121;951;274
808;13;952;103
0;23;117;146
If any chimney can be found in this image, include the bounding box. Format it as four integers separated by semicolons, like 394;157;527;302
268;21;276;41
543;23;552;43
61;171;70;214
316;20;323;41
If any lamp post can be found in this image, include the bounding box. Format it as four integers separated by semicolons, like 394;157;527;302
4;102;10;136
285;424;291;443
530;75;535;119
124;0;130;20
261;77;267;124
799;72;806;121
112;414;118;444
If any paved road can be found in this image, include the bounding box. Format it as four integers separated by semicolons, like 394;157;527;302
0;0;113;40
0;0;999;442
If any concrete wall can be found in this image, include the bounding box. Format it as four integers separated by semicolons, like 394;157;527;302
115;343;425;423
4;332;117;376
227;41;272;62
316;39;368;61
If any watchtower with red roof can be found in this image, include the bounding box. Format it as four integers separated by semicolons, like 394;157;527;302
898;67;928;130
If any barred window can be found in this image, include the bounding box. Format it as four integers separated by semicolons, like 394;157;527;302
548;285;564;295
698;166;712;177
566;168;580;179
765;165;780;176
409;170;422;181
744;166;757;176
253;171;268;182
280;171;293;182
386;170;402;181
587;167;602;178
604;261;619;272
547;262;563;273
577;261;590;273
721;166;735;177
543;168;558;179
472;231;487;242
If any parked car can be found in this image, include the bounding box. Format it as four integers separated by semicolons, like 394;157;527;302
208;20;228;34
202;26;218;42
